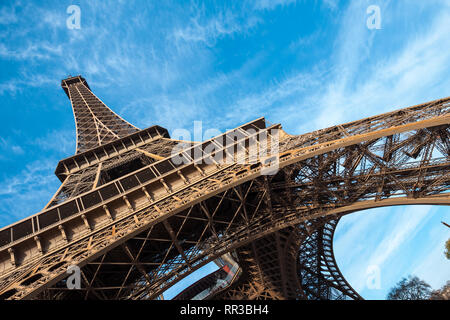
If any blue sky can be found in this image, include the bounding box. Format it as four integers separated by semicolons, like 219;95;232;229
0;0;449;300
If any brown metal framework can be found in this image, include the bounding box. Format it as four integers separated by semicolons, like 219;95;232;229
62;76;140;154
0;75;448;300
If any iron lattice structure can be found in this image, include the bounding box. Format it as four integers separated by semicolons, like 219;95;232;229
0;75;448;300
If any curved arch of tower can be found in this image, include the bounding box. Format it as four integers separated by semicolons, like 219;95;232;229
0;75;448;300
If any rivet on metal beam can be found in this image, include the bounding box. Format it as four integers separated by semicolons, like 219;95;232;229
8;248;16;267
177;170;189;184
103;205;113;221
159;179;171;193
34;236;43;253
81;214;91;230
59;225;68;241
172;195;182;202
141;186;153;202
123;196;133;210
153;204;162;214
194;163;205;176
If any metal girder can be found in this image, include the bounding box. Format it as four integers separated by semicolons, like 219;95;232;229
61;76;140;154
0;76;448;300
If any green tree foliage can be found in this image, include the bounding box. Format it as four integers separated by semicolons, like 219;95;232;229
387;275;432;300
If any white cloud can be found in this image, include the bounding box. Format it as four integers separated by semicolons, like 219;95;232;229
31;129;75;156
211;1;450;136
0;158;60;227
0;137;24;157
321;0;340;11
319;1;450;297
0;73;57;95
172;8;260;47
0;1;448;299
0;4;18;24
305;3;450;132
253;0;297;11
0;42;63;61
334;206;437;297
412;223;450;289
367;206;433;269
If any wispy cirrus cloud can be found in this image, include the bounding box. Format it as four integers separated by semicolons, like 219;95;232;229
306;3;450;132
0;72;57;95
412;223;450;289
0;136;24;159
0;4;19;25
172;9;260;47
31;129;75;155
334;205;450;298
0;42;63;60
0;158;60;227
253;0;297;11
209;0;450;136
0;1;449;299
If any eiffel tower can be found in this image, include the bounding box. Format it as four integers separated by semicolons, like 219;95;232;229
0;75;449;300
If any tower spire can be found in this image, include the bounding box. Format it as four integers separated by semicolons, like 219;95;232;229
61;75;139;154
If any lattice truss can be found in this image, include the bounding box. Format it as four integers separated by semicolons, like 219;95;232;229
0;83;448;300
63;77;139;154
213;226;305;300
46;138;184;208
296;219;361;300
214;218;361;300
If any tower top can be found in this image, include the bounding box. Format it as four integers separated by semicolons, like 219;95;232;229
61;75;140;154
61;75;91;97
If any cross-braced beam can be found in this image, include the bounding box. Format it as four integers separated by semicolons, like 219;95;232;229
0;77;448;300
